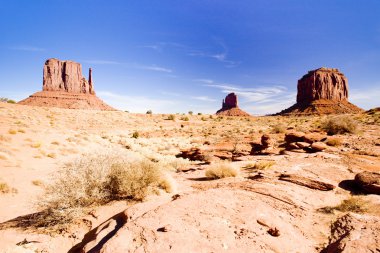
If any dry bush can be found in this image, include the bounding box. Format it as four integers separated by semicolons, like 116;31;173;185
271;123;286;134
37;151;168;227
326;137;343;146
319;196;368;214
321;116;358;135
8;129;17;135
205;163;239;179
0;180;17;194
253;161;275;170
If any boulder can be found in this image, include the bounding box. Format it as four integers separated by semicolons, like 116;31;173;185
354;171;380;194
284;131;305;143
310;142;327;151
296;142;310;149
303;133;326;144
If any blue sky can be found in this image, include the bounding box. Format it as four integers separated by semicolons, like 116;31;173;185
1;0;379;114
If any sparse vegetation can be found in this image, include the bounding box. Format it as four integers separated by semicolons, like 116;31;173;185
249;161;276;170
321;116;358;135
8;129;17;135
168;114;175;121
326;137;343;146
205;163;239;179
271;123;286;133
146;110;152;114
36;152;167;226
0;97;16;103
132;131;139;138
318;196;368;214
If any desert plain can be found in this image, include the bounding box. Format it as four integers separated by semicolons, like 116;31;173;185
0;101;379;252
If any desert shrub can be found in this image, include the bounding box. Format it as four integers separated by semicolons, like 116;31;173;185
7;99;16;104
188;111;193;115
197;112;202;115
38;152;166;226
132;131;139;138
181;116;189;121
326;137;343;146
205;163;239;179
146;110;152;114
319;196;368;214
321;116;358;135
8;129;17;135
0;182;11;193
253;161;275;170
168;114;175;120
271;123;286;134
0;97;16;103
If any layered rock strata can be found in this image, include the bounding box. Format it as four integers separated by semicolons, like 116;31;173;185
278;68;362;115
216;93;250;116
19;59;114;110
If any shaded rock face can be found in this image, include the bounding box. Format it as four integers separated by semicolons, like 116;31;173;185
18;58;115;110
216;93;250;116
277;67;362;115
43;58;95;94
297;68;348;104
222;93;238;110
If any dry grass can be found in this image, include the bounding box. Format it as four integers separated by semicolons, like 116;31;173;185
0;134;11;142
319;196;369;214
0;181;17;194
252;161;275;170
8;129;17;135
205;163;239;179
31;142;42;148
35;151;167;227
326;137;343;146
32;180;44;187
321;115;358;135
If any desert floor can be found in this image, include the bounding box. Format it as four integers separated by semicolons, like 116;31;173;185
0;102;379;253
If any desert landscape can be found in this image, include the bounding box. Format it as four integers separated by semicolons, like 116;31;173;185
0;57;379;252
1;1;380;253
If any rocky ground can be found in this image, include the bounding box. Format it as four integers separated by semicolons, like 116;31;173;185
0;102;379;253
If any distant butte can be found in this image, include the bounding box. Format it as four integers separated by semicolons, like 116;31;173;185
216;93;251;116
18;58;115;110
277;67;363;115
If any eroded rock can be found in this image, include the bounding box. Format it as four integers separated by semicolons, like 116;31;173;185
355;171;380;195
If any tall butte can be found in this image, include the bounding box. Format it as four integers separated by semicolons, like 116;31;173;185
18;58;114;110
216;93;250;116
277;67;363;115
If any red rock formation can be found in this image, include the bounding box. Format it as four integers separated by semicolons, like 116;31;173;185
216;93;250;116
19;58;114;110
278;68;363;115
297;68;348;104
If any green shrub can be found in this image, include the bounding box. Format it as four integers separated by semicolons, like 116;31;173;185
321;116;358;135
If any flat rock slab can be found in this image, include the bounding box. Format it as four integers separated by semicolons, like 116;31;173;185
279;174;335;191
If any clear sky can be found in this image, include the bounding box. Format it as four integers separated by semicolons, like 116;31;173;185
1;0;379;115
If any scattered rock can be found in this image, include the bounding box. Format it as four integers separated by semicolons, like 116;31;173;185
216;93;251;116
250;134;278;155
303;133;326;143
286;142;300;150
176;148;205;162
285;131;305;143
279;174;335;191
354;171;380;195
310;142;327;152
296;142;310;149
323;213;380;253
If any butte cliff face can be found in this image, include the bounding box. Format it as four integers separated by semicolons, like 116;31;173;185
216;93;251;116
278;68;362;115
19;58;114;110
42;58;95;94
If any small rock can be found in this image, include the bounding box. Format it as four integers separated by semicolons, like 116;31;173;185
311;142;327;151
267;227;280;237
157;224;172;232
286;142;300;150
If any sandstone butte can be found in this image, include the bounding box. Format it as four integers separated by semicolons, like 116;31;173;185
18;58;115;110
277;67;363;115
216;92;251;116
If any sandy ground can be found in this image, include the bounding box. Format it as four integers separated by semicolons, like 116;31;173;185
0;102;379;252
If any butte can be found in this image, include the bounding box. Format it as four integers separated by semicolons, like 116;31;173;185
18;58;115;110
277;67;363;115
216;93;251;116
